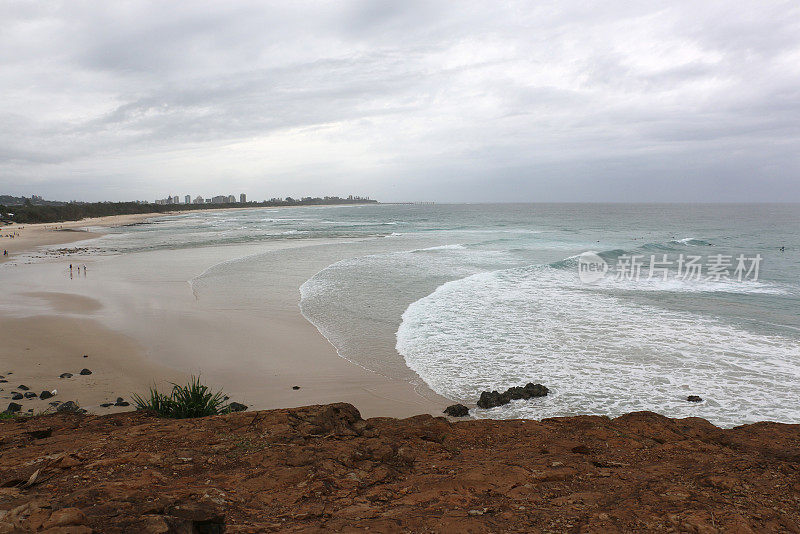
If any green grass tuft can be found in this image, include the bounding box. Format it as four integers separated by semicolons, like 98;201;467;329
133;376;229;419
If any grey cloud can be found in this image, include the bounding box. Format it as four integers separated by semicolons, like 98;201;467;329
0;1;798;201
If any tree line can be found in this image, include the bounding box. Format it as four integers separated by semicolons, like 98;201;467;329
0;197;377;224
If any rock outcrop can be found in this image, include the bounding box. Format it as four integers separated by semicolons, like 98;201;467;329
1;404;799;532
477;382;549;409
443;404;470;417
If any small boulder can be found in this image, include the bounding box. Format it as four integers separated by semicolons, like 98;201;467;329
40;391;54;400
25;428;52;439
477;390;504;409
477;383;549;409
17;384;29;391
116;397;124;403
23;392;37;399
5;402;22;413
79;368;92;376
227;402;248;412
115;400;130;407
100;403;113;408
49;401;61;406
444;404;470;417
83;354;88;358
59;373;73;379
292;385;301;390
57;401;81;413
11;392;23;400
687;395;703;403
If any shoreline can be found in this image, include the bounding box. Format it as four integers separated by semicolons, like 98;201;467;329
0;203;381;264
0;209;448;419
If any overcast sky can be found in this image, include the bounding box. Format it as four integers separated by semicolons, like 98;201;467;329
1;1;799;202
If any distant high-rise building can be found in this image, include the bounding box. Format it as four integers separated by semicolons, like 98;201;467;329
240;193;246;203
227;195;236;203
194;196;204;204
212;195;227;204
185;195;191;204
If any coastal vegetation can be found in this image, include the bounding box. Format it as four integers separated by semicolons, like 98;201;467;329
0;196;378;224
132;376;242;419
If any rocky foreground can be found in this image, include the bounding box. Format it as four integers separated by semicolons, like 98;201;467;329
1;404;799;533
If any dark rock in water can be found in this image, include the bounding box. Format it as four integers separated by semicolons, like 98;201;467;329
115;400;130;407
444;404;470;417
79;368;92;375
477;391;503;409
292;385;301;390
687;395;703;403
5;402;22;413
228;402;248;412
59;373;73;379
11;392;23;400
477;383;549;409
23;392;37;399
40;391;54;400
100;403;113;408
57;401;81;413
17;385;29;391
26;428;52;439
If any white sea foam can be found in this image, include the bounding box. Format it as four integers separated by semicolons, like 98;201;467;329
593;274;789;295
416;244;467;251
397;265;800;427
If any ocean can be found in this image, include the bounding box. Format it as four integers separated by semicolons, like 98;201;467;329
85;203;800;427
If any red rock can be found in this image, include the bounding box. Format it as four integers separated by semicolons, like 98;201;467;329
0;405;797;532
42;508;87;529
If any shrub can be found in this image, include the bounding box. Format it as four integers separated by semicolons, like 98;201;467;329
133;376;229;419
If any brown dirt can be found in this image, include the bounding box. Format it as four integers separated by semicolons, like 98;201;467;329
1;403;799;533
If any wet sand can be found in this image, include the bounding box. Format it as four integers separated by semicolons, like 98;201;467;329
0;213;159;263
0;213;447;418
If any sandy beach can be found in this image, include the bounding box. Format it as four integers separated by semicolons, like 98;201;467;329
0;210;446;418
0;213;160;263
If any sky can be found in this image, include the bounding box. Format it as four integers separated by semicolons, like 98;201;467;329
1;1;799;203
